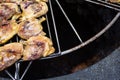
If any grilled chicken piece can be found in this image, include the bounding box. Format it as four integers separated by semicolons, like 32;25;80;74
0;20;18;44
0;3;20;21
22;35;55;61
0;43;23;71
0;0;48;3
109;0;120;3
18;17;46;39
23;0;48;2
20;0;48;19
35;0;48;2
0;0;23;4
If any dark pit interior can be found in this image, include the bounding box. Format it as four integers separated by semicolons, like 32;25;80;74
0;0;120;80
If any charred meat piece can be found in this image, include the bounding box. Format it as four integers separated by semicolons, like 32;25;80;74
20;0;48;19
22;35;55;61
0;20;19;44
18;17;46;39
0;3;20;20
0;43;23;71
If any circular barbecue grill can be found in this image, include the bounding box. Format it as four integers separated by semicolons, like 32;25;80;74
1;0;120;80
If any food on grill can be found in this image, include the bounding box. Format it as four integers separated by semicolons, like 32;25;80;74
0;3;20;20
0;0;55;71
17;17;46;39
22;35;55;61
24;0;48;2
0;0;23;4
0;20;18;44
35;0;48;2
0;43;23;71
20;0;48;19
109;0;120;3
0;0;48;3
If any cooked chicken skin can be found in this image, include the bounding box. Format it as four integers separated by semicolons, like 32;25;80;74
20;0;48;19
0;0;23;4
35;0;48;2
24;0;48;2
0;0;48;3
0;3;20;21
18;17;46;39
0;20;19;44
0;43;23;71
22;35;55;61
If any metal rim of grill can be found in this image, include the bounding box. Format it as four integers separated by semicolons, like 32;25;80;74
3;0;120;80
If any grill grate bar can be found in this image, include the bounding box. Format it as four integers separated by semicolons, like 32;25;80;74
5;70;15;80
14;62;20;80
46;14;52;40
20;61;33;80
49;0;62;53
85;0;120;11
98;0;120;8
55;0;83;43
14;36;20;80
61;12;120;55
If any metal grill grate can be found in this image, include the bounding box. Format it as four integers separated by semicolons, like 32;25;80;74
86;0;120;11
3;0;120;80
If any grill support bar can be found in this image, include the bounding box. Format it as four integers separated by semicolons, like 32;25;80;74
86;0;120;11
49;0;62;53
55;0;83;43
20;61;33;80
14;62;20;80
5;70;15;80
61;12;120;55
